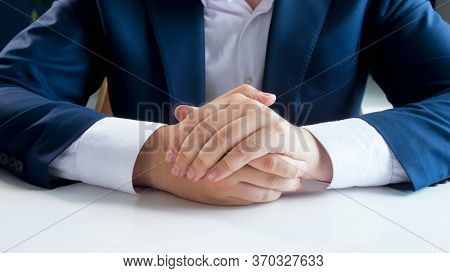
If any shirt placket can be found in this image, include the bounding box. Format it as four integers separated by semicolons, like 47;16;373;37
235;1;273;89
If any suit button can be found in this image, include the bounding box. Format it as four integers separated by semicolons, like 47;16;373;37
0;153;7;166
14;160;24;173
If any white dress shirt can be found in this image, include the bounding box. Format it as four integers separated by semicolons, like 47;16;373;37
49;0;410;194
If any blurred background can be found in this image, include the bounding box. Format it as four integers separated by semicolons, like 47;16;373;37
0;0;449;113
0;0;53;49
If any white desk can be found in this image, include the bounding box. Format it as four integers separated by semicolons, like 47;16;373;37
1;169;449;253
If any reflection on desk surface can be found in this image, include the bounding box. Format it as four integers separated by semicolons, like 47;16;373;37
0;170;449;253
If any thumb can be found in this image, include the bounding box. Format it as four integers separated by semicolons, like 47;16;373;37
174;105;197;121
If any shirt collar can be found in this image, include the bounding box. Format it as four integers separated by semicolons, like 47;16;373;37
201;0;274;14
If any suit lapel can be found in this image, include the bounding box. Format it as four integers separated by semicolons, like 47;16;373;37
145;0;205;106
263;0;333;100
144;0;333;109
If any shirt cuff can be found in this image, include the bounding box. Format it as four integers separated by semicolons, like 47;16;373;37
304;118;410;189
49;117;165;194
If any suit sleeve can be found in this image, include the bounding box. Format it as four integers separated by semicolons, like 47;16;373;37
0;0;107;188
360;0;450;190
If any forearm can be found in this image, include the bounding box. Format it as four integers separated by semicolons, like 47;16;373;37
0;0;107;188
361;91;450;190
0;85;105;188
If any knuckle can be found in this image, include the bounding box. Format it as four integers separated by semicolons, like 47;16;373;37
264;155;279;173
230;93;246;102
240;93;253;102
201;106;216;118
169;137;181;152
180;121;197;137
229;120;242;135
266;174;279;190
192;156;208;171
221;157;233;172
234;144;248;157
240;84;253;91
193;123;212;139
262;189;275;202
245;137;260;153
262;189;270;202
214;129;228;146
176;151;191;164
182;116;198;129
179;138;194;153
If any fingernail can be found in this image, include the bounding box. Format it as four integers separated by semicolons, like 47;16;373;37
165;149;174;163
186;167;196;181
261;92;276;99
171;165;181;177
207;170;218;181
179;109;188;119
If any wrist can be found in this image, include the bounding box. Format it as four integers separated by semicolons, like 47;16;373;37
133;125;173;188
297;127;333;182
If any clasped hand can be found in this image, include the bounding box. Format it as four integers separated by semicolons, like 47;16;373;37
133;85;332;205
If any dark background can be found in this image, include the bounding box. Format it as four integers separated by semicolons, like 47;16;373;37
0;0;53;49
0;0;441;50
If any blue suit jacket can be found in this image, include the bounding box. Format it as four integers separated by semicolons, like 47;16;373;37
0;0;448;190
